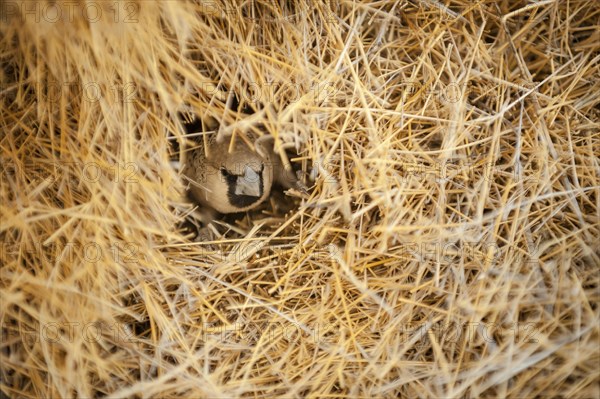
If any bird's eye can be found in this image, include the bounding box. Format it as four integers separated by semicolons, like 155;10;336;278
220;167;237;183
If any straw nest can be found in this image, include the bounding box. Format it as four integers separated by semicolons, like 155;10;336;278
1;0;599;397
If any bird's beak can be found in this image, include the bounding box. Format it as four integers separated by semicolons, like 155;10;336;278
234;165;261;197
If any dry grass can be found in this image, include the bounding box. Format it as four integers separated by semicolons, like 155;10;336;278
1;0;599;397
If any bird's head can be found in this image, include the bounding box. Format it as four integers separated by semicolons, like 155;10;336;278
185;135;273;214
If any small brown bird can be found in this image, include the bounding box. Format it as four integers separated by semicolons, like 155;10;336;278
183;133;276;214
177;100;307;218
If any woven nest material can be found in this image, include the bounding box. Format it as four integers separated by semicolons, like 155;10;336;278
1;1;599;397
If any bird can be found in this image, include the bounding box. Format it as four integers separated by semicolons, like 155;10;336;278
182;131;276;214
176;95;308;219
